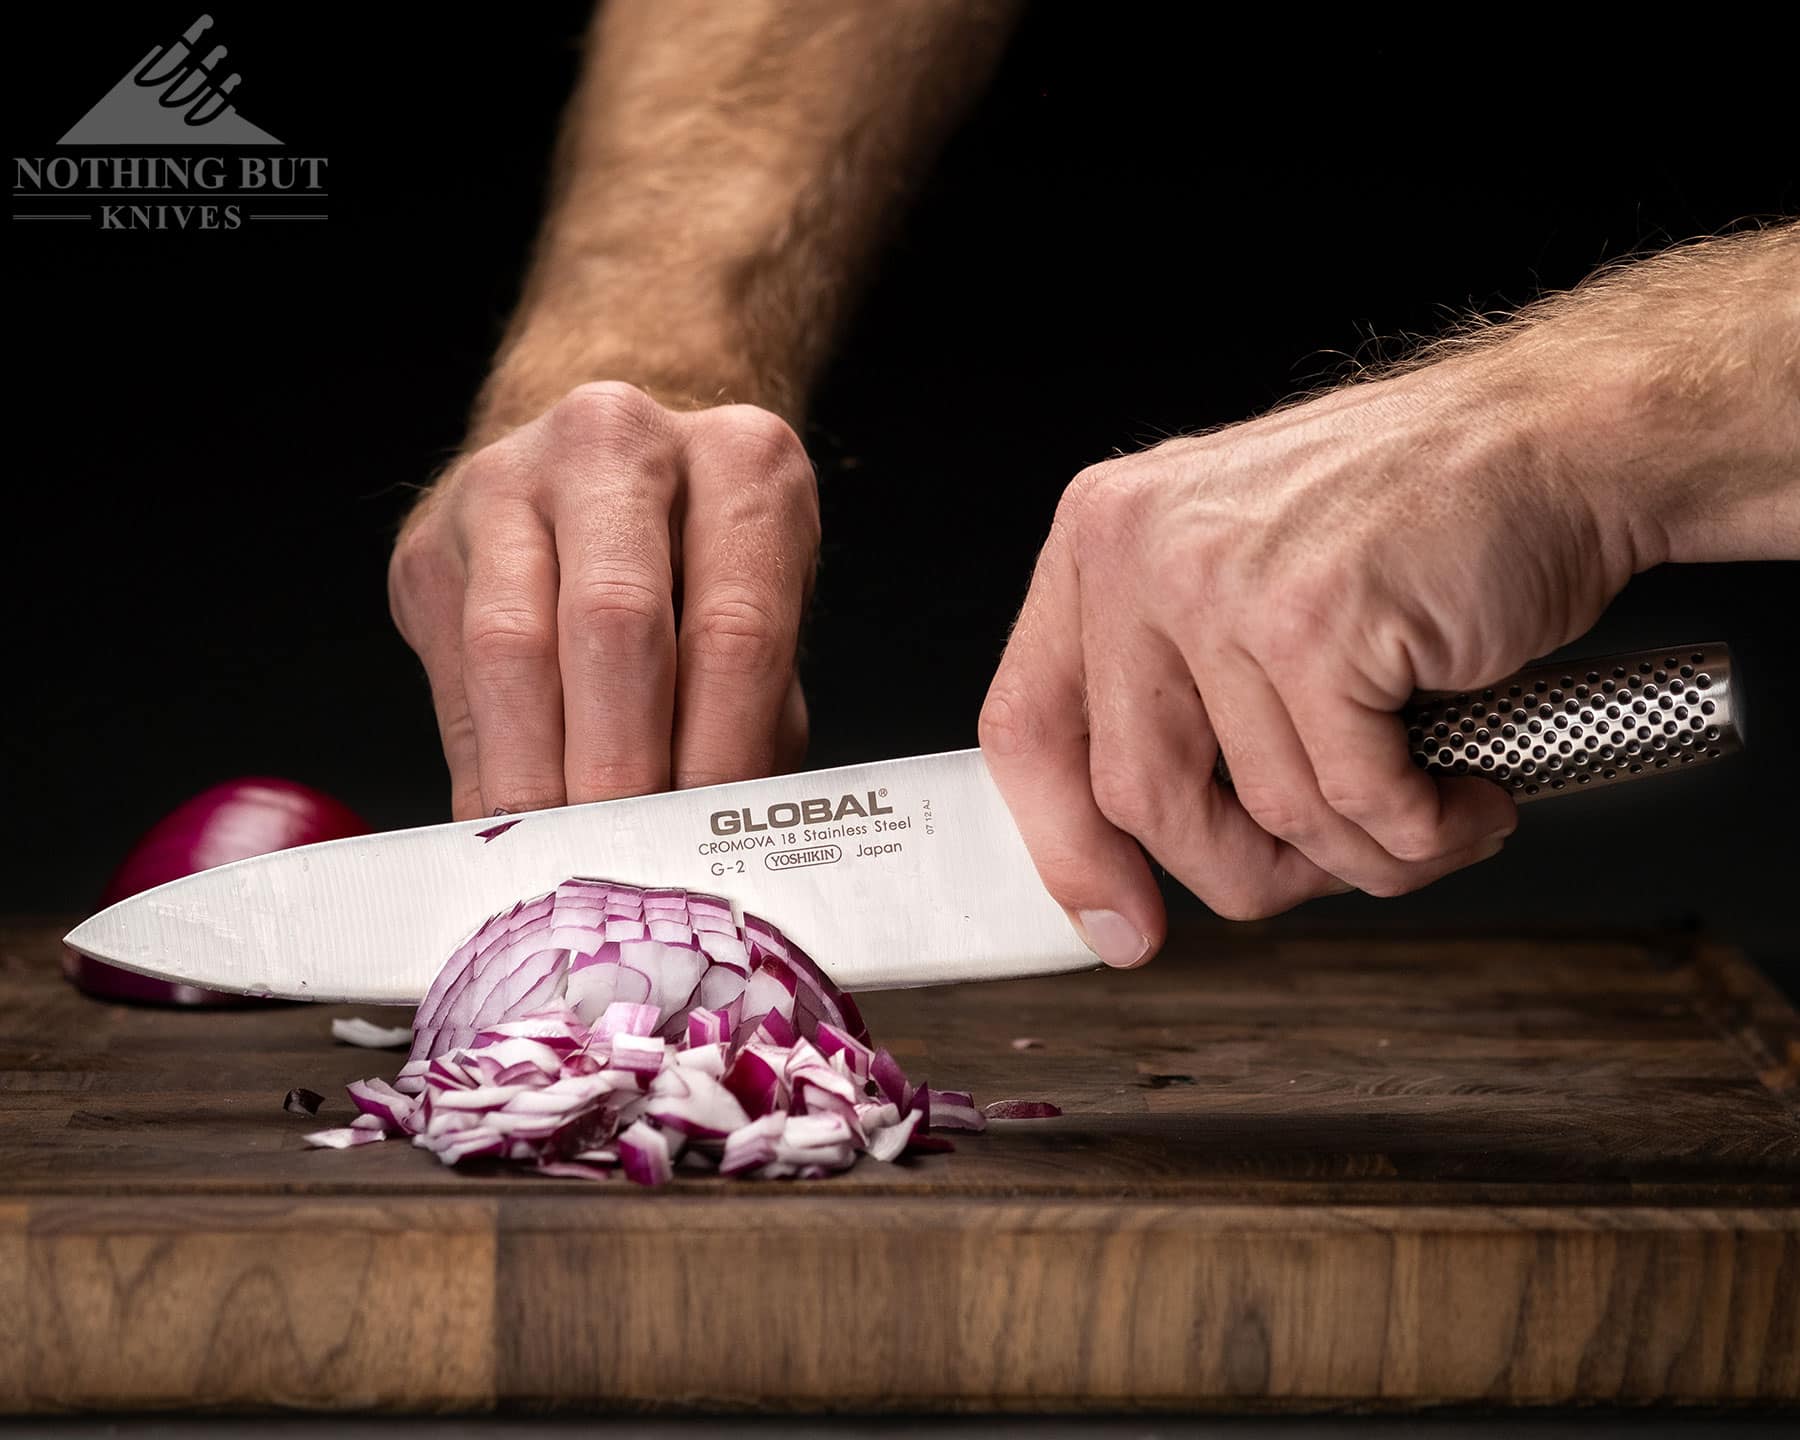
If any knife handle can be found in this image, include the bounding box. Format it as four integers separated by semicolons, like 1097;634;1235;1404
1404;642;1741;801
1219;642;1743;804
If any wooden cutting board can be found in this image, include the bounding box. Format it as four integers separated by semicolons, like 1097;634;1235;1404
2;916;1796;1413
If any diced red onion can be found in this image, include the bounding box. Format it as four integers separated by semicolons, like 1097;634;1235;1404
814;1022;873;1079
303;1126;385;1149
618;1119;675;1186
863;1107;921;1162
317;878;1052;1184
283;1087;323;1116
332;1017;413;1049
346;1077;417;1129
871;1047;908;1106
982;1099;1063;1119
923;1088;986;1132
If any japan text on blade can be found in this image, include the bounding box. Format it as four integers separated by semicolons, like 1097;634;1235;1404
61;749;1095;1003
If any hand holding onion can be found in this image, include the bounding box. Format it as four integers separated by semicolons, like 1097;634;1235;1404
980;230;1800;962
389;382;819;820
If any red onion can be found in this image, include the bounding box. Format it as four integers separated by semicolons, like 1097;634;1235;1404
66;778;369;1005
331;1018;412;1048
983;1099;1064;1119
314;878;1059;1183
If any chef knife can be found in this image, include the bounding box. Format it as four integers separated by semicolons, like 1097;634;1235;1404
64;642;1740;1003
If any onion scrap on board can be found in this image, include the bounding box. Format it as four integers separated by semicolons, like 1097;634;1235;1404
306;879;1057;1183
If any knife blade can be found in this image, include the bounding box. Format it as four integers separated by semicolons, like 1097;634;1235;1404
62;749;1095;1003
62;642;1744;1005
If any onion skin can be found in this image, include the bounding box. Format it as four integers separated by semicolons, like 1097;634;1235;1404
64;777;369;1005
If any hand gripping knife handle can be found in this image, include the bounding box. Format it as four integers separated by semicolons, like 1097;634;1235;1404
1221;642;1744;802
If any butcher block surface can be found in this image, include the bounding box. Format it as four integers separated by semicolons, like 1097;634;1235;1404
2;916;1796;1413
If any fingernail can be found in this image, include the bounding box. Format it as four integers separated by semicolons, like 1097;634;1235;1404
1326;879;1358;896
1477;834;1508;860
1076;909;1152;968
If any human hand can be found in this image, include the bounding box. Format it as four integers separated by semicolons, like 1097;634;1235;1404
389;382;818;820
979;355;1642;964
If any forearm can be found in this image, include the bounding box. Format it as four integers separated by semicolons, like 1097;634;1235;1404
1455;224;1800;569
471;0;1019;443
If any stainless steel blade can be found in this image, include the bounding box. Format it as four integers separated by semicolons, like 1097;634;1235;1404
63;749;1094;1002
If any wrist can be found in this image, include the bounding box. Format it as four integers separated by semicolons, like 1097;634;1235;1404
468;302;801;450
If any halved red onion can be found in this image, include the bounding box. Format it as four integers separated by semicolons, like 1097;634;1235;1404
322;878;1054;1185
68;778;370;1006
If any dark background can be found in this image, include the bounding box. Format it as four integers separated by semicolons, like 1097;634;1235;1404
7;7;1796;983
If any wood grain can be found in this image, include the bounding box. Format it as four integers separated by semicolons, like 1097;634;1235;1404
2;917;1796;1412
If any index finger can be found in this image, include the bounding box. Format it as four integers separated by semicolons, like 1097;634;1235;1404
978;515;1165;968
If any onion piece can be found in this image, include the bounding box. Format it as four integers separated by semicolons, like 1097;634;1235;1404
303;1126;385;1149
618;1120;675;1186
864;1107;922;1162
283;1087;323;1116
331;1017;413;1049
983;1099;1063;1119
923;1088;986;1132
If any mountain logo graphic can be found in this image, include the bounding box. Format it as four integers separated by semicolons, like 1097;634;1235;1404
60;14;281;146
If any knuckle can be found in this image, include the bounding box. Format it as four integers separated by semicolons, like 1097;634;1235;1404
1357;867;1422;900
1195;874;1286;923
686;592;791;676
707;404;806;464
1254;591;1335;667
1321;783;1445;865
450;442;528;501
387;524;456;637
1232;783;1314;845
568;758;664;802
978;683;1044;762
464;605;555;670
1057;462;1125;540
550;381;661;444
437;703;477;755
675;766;750;791
1022;839;1099;908
1088;756;1165;839
489;784;567;816
560;576;670;651
1381;823;1448;866
1058;462;1110;516
1314;777;1378;820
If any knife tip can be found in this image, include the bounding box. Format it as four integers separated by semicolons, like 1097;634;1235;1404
62;913;108;960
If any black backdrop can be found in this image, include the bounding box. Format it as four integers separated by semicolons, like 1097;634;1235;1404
8;7;1797;983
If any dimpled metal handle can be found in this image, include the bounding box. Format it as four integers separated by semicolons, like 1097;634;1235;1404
1405;642;1741;801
